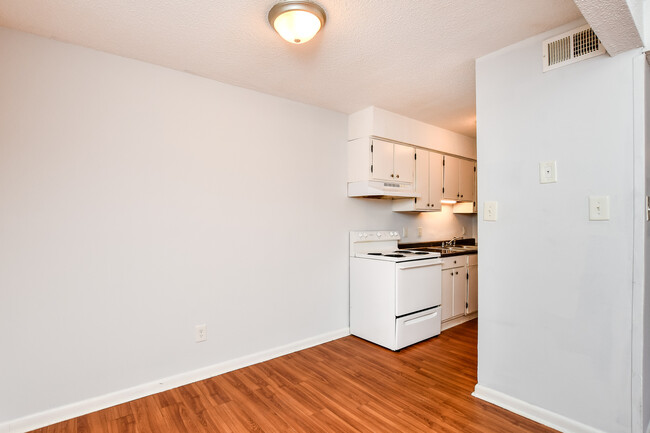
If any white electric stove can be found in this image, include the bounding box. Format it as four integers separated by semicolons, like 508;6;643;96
349;231;442;351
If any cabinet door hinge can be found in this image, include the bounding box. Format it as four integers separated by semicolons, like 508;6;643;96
474;166;476;172
466;272;469;280
414;197;417;203
371;164;373;173
371;144;373;152
443;158;445;166
414;153;417;160
466;302;469;308
442;187;445;193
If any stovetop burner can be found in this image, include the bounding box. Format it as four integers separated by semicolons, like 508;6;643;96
383;254;405;257
367;252;382;256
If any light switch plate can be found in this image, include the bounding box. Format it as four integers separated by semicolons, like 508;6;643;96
539;161;557;183
589;196;610;221
484;201;498;221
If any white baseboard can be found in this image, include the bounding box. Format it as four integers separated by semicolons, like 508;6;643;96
472;384;605;433
441;312;477;331
0;327;350;433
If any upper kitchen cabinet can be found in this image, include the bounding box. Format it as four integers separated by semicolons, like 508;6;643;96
347;107;476;200
443;155;476;202
348;137;417;198
370;138;414;183
393;149;442;212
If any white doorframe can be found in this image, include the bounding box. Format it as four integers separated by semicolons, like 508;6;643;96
631;52;650;433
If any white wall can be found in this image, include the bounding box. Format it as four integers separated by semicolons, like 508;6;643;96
0;26;476;427
625;0;647;46
476;20;640;433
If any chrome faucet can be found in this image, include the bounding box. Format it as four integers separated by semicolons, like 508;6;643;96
443;236;463;247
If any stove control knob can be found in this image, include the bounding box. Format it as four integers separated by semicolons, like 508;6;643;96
377;232;382;237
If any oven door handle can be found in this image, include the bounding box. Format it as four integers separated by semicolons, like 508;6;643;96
397;261;442;270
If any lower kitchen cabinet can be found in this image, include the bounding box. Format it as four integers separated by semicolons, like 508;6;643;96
467;255;478;314
441;256;467;321
441;254;478;323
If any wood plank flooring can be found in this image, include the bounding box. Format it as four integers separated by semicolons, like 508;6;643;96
30;320;555;432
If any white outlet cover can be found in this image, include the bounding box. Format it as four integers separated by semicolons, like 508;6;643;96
589;196;610;221
539;161;557;183
484;201;498;221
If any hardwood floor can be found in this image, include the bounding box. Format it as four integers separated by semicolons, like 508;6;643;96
31;320;555;432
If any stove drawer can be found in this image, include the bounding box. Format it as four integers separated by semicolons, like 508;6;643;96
396;307;441;349
395;259;442;316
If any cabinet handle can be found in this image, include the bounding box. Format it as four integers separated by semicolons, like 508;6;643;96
461;194;464;198
457;193;460;197
396;174;400;178
455;271;458;275
391;174;394;178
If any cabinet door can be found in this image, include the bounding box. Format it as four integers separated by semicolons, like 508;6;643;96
428;152;443;210
414;149;430;211
458;159;476;202
441;269;454;321
467;264;478;314
442;155;460;199
393;143;415;183
371;139;395;181
452;270;466;318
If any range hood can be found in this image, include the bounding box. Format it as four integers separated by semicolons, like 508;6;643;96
347;180;420;199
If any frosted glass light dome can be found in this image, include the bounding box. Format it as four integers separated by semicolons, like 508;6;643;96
268;2;326;45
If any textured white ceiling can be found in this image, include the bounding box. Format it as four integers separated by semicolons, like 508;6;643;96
0;0;583;137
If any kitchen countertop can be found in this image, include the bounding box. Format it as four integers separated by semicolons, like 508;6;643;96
399;239;478;257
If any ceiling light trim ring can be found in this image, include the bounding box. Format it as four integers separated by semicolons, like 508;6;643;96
268;1;326;28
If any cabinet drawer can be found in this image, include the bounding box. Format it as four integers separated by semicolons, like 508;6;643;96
442;255;467;269
468;254;478;266
395;307;441;349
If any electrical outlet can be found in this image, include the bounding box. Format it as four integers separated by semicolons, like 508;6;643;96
589;196;610;221
417;227;423;237
195;324;207;343
402;227;408;237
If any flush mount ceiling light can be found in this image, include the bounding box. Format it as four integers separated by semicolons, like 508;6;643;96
268;1;326;44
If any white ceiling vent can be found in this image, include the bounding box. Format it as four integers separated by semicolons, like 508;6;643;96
542;24;606;72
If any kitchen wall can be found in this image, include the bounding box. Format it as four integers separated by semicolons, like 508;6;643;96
0;26;475;428
475;19;640;433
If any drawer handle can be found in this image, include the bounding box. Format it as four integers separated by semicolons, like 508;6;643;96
404;311;437;326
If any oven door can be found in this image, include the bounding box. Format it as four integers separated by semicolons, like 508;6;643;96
395;259;442;317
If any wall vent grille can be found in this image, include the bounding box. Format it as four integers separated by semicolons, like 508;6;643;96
543;25;606;72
